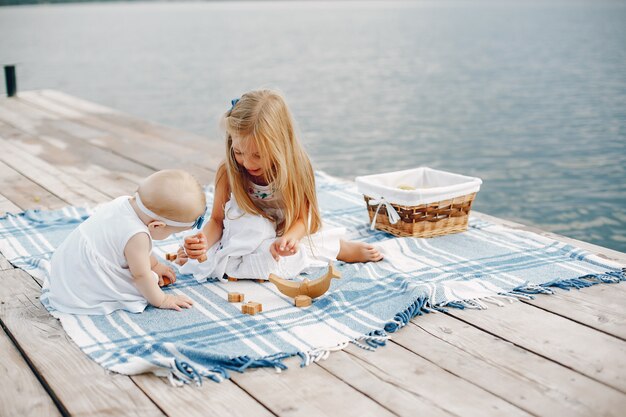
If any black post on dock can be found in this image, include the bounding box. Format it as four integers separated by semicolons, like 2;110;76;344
4;65;17;97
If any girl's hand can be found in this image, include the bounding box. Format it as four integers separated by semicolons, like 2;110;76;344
270;236;299;261
158;294;194;311
175;246;188;266
184;233;208;260
152;262;176;286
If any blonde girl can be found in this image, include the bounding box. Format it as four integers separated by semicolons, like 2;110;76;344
178;89;382;267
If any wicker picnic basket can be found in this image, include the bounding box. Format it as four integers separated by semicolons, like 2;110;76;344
355;167;482;238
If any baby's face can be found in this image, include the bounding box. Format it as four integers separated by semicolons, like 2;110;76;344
231;134;268;181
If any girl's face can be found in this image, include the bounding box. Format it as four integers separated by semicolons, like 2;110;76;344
231;134;267;181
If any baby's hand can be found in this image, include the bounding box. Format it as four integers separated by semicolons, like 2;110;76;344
175;246;188;266
270;236;299;261
184;233;208;260
158;294;194;311
152;261;176;286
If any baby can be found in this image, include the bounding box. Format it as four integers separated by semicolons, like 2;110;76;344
42;169;206;315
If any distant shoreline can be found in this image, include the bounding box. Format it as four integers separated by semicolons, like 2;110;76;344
1;0;367;7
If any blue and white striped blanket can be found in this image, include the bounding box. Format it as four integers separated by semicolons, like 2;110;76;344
0;172;624;384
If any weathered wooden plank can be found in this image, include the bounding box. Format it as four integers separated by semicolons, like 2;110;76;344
15;93;219;183
0;137;110;206
0;268;164;417
0;95;118;145
316;350;453;417
319;344;530;417
604;281;626;294
0;160;67;211
0;327;62;417
317;349;455;417
0;252;14;271
393;312;626;417
0;97;141;162
0;191;21;215
230;356;398;417
132;374;276;417
323;343;529;416
39;89;222;158
447;301;626;393
0;120;147;199
0;96;215;186
523;284;626;340
0;98;55;135
38;89;116;115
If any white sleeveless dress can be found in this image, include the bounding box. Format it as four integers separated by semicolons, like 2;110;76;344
42;196;155;315
180;181;345;282
246;180;343;262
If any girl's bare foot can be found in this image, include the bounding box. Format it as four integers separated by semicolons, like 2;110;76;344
337;240;383;263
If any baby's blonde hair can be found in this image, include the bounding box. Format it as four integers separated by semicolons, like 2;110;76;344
137;169;206;223
222;89;321;236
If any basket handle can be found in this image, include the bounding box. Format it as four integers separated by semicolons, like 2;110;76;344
368;198;401;230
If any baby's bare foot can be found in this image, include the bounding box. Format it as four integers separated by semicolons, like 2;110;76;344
337;240;383;263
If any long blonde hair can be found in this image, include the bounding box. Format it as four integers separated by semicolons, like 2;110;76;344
222;90;321;236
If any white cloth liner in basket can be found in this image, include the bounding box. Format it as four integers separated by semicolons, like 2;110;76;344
356;167;482;230
355;167;482;206
355;167;483;219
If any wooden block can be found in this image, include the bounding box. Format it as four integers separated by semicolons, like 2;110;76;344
228;292;244;303
294;295;312;307
242;302;262;315
227;276;238;282
165;253;177;261
160;276;172;287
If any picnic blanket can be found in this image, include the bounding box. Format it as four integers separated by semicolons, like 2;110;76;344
0;172;624;384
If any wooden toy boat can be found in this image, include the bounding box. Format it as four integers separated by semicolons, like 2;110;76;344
268;262;341;299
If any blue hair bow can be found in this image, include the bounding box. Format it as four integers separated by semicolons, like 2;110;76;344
192;207;207;230
230;98;240;111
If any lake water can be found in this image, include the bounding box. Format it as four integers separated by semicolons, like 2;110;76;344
1;1;625;252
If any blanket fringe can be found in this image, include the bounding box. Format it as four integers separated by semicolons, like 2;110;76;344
170;359;204;386
167;345;355;386
351;330;390;351
224;353;291;373
298;342;350;367
167;353;292;386
167;270;625;385
442;299;489;310
439;271;626;312
513;271;625;294
382;295;430;334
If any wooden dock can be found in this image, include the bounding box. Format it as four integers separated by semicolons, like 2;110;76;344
1;90;625;417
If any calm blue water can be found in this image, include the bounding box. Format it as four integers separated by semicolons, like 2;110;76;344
1;1;625;252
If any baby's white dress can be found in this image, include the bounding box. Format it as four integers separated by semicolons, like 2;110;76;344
42;196;154;315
